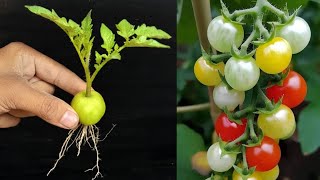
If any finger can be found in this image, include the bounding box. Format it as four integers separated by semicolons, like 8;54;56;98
9;42;86;95
9;110;34;118
30;78;55;95
0;113;21;128
9;79;54;118
9;82;79;129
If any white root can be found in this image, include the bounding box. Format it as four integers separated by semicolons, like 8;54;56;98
47;124;117;180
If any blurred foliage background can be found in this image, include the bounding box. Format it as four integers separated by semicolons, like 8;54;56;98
177;0;320;179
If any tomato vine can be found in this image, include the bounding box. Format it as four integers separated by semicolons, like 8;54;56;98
189;0;311;179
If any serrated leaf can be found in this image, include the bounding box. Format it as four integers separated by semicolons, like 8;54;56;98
95;51;102;64
100;23;115;53
81;10;93;43
81;37;94;60
25;5;83;37
126;36;170;48
135;24;171;39
116;19;135;40
177;124;206;180
110;51;121;60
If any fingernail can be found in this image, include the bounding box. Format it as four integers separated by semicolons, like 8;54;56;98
60;110;79;129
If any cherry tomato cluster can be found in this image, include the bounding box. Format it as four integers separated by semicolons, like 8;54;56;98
194;1;310;179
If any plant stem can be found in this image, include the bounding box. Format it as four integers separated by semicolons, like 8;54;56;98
263;0;289;22
177;103;211;113
233;106;255;119
191;0;213;54
70;38;92;97
225;126;248;150
240;29;257;55
257;86;274;110
255;17;270;39
230;7;257;20
210;53;231;63
192;0;220;121
241;146;249;174
90;45;126;84
247;114;258;142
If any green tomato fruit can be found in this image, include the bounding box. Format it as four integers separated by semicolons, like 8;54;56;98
71;90;106;125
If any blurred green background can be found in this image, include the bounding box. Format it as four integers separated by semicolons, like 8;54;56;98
177;0;320;179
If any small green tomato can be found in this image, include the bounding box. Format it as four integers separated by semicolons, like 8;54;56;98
71;90;106;125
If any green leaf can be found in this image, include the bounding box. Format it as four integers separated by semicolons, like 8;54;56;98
110;51;121;60
126;36;170;48
298;77;320;155
95;51;102;64
81;10;93;44
135;24;171;39
310;0;320;3
298;103;320;154
177;124;206;180
116;19;135;40
100;23;115;53
25;5;82;37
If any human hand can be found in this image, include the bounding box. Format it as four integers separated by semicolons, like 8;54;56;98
0;42;86;129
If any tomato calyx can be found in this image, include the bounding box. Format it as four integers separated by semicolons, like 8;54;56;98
230;43;256;59
255;86;283;114
233;146;256;180
220;0;245;26
219;138;242;156
274;7;299;28
202;50;231;64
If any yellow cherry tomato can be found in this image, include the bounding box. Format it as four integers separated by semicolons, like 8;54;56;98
256;37;292;74
257;104;296;140
256;165;280;180
194;57;225;86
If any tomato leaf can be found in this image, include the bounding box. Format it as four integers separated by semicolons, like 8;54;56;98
116;19;135;40
25;6;83;38
134;24;171;39
100;23;115;54
177;124;206;180
126;36;170;48
298;101;320;154
298;105;320;154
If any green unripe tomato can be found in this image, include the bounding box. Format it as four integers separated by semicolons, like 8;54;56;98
71;90;106;125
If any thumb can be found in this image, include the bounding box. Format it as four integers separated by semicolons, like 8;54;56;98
10;83;79;129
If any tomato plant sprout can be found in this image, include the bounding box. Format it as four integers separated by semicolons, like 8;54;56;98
25;5;171;179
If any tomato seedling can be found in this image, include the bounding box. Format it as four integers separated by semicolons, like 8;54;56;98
25;5;171;179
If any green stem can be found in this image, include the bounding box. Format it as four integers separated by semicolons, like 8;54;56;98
177;103;211;113
230;7;257;20
225;125;248;150
258;86;274;110
90;45;126;84
247;114;258;142
70;37;92;97
241;146;249;174
210;53;231;63
255;17;270;39
240;29;257;55
233;106;255;119
263;0;289;22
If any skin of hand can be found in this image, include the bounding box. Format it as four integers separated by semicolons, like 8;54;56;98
0;42;87;129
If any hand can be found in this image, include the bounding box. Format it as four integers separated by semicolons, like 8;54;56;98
0;42;86;129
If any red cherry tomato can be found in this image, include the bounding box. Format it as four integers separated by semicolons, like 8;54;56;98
246;136;281;171
266;71;307;108
215;113;247;142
